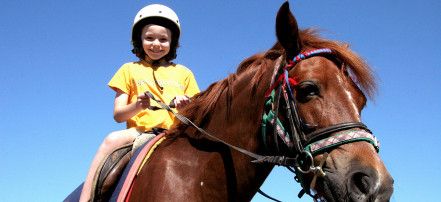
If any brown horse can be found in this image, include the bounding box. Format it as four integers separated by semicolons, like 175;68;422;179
127;2;393;201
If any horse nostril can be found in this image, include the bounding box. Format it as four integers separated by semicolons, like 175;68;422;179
352;172;371;194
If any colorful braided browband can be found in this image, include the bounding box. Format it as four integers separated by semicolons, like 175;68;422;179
305;131;380;154
287;48;334;69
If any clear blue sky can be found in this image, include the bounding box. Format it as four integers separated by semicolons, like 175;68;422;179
1;1;440;201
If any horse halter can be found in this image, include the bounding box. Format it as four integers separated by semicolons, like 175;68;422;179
261;48;380;198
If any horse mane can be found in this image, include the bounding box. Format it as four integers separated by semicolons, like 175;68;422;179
167;28;377;136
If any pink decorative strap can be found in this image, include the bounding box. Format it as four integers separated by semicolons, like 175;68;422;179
117;133;166;202
306;131;379;154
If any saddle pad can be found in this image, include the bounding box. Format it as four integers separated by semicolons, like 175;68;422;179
109;133;166;202
63;133;165;202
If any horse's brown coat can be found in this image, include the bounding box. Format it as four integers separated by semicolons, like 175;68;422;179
127;2;393;201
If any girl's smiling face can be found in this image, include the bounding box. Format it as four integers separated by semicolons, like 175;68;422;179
141;24;172;63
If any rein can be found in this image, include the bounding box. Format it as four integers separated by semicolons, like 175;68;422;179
145;48;380;201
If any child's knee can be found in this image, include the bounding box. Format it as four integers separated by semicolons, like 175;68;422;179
103;131;124;148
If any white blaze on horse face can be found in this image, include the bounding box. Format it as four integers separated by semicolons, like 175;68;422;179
336;74;361;121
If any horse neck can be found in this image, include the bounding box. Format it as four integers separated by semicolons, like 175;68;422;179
199;62;277;195
209;65;273;148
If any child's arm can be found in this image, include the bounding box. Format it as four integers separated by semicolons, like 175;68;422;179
113;89;150;123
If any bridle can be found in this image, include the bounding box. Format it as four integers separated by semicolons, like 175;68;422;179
145;48;380;201
261;48;380;199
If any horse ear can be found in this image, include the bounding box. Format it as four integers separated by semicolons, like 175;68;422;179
276;1;302;60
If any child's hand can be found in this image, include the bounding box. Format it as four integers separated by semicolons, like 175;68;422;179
174;95;191;111
137;91;151;109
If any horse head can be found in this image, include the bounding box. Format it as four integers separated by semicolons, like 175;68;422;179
270;2;394;201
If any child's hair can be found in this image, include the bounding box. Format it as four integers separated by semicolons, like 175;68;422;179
131;18;180;62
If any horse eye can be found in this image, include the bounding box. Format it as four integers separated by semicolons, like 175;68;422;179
296;81;320;102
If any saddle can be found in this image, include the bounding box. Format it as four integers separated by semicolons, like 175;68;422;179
90;127;166;202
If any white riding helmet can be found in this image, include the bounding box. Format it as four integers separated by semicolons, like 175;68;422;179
131;4;181;43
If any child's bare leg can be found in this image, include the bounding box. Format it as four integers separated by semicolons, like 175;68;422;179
79;129;139;202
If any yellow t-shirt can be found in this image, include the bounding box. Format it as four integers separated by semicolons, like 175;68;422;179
108;60;200;132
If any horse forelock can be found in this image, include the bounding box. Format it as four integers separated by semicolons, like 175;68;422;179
236;29;377;100
299;28;378;100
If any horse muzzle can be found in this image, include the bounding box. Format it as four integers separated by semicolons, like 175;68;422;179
320;165;394;202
